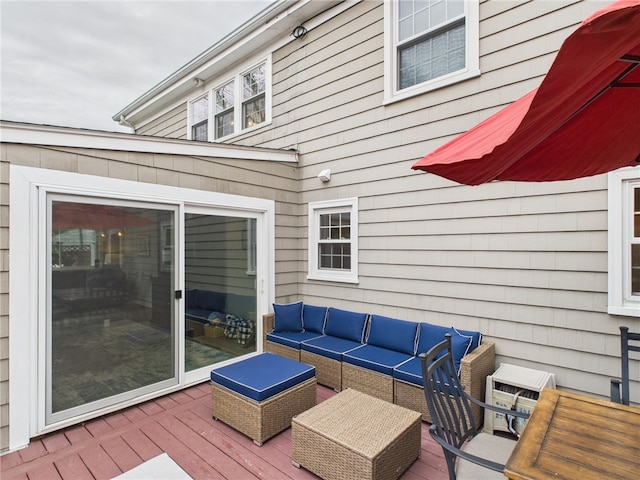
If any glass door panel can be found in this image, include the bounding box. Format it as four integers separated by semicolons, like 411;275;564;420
184;213;257;371
48;198;177;423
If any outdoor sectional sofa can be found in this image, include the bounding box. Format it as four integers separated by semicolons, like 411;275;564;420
262;302;495;425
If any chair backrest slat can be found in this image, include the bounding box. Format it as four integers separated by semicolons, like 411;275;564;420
420;334;477;451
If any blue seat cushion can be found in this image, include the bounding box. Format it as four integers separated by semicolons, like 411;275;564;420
367;315;419;355
266;330;324;349
273;301;304;332
301;335;362;361
343;344;414;376
186;308;215;323
393;357;422;385
324;307;368;342
210;352;315;402
302;304;327;333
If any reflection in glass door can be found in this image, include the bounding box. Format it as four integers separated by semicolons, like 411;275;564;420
184;213;257;371
48;197;177;423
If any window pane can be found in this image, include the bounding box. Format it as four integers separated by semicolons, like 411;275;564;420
242;95;265;129
215;110;234;138
399;21;465;90
243;64;265;100
632;244;640;296
50;201;175;419
319;243;351;270
192;96;208;123
634;186;639;237
192;122;207;141
215;81;234;113
184;214;257;372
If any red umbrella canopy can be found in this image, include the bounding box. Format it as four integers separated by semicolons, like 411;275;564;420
412;0;640;185
53;202;153;231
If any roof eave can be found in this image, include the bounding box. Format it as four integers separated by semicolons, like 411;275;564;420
112;0;345;128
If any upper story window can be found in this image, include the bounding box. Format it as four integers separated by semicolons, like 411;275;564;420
384;0;480;103
308;198;359;284
190;95;209;141
608;168;640;317
188;58;271;141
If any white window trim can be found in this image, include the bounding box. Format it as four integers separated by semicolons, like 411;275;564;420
188;55;272;142
187;92;212;141
308;198;359;284
608;167;640;317
9;165;275;450
383;0;480;104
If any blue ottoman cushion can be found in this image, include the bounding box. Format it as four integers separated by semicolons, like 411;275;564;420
210;352;315;402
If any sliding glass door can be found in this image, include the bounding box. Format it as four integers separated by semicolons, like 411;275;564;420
47;195;178;424
184;211;258;374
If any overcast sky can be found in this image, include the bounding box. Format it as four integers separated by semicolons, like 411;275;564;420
1;0;273;133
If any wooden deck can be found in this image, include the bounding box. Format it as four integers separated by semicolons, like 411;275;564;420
1;382;448;480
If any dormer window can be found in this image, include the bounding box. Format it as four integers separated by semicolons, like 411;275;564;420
215;81;235;139
242;64;266;129
188;58;271;141
190;95;209;141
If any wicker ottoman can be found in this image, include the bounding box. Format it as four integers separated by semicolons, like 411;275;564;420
210;353;316;446
292;388;422;480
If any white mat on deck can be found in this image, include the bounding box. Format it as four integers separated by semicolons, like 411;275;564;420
112;453;193;479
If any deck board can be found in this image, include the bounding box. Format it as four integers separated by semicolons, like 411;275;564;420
1;382;448;480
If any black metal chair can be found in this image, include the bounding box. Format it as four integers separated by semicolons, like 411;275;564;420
420;334;529;480
610;326;640;405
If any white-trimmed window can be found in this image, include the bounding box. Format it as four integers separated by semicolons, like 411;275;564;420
608;168;640;317
188;59;271;141
384;0;480;103
189;94;209;141
308;198;359;284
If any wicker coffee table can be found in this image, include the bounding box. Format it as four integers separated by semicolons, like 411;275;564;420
210;353;316;446
292;388;422;480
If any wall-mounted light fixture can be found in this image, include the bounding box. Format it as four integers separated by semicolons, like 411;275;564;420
292;25;307;39
318;169;331;182
193;78;205;87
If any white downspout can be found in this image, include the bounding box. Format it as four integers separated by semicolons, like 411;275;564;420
118;115;135;133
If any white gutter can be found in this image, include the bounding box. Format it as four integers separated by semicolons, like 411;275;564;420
112;0;298;123
0;121;298;163
113;0;354;126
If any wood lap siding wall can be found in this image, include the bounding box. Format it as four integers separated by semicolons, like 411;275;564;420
136;104;187;139
229;0;623;399
0;142;297;451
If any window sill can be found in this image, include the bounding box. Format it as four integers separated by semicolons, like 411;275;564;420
307;273;359;284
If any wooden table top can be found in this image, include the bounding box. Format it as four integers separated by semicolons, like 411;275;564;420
504;388;640;480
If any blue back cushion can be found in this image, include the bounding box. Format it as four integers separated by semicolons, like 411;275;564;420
416;322;450;355
197;290;226;312
324;307;368;342
367;315;418;355
185;289;197;309
228;293;256;320
302;304;327;333
452;327;482;351
447;327;473;372
273;301;304;332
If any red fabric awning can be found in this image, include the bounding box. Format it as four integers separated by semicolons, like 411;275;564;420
412;0;640;185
